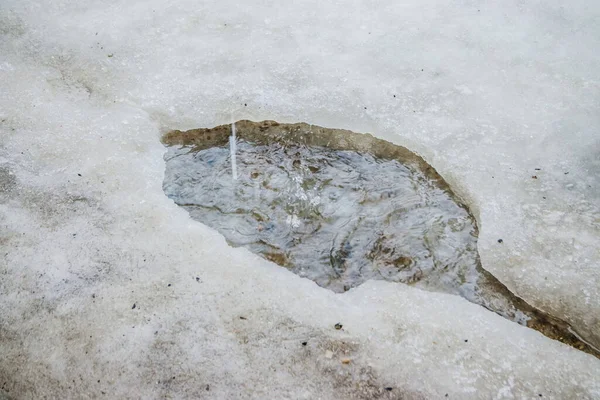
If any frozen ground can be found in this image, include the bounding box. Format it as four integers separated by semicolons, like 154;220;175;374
1;0;600;398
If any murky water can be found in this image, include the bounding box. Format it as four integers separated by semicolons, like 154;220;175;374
165;140;487;294
162;120;598;357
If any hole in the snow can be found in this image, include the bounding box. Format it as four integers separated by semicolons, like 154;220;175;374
162;120;598;358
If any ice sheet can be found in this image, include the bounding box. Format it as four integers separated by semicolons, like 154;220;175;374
1;0;599;398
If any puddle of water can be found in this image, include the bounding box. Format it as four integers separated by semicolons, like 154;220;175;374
162;120;598;358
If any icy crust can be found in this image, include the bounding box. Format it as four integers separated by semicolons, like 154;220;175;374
160;121;597;357
1;0;600;398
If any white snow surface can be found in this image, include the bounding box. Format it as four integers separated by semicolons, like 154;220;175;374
1;0;600;398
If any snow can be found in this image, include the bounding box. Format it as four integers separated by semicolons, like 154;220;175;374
1;0;600;398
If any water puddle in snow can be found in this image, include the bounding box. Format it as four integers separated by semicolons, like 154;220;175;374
162;120;598;357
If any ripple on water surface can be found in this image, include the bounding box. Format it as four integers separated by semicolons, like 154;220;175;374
161;120;598;357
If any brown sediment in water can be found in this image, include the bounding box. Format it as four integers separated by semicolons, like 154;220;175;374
478;268;599;358
163;120;443;186
162;120;599;359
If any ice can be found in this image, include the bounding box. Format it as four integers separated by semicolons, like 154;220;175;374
1;0;600;398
